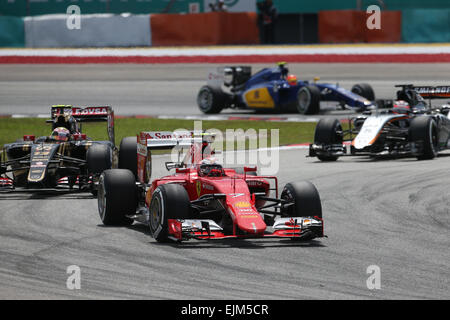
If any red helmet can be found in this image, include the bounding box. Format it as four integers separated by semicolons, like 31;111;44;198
287;74;298;86
392;100;411;114
51;127;70;142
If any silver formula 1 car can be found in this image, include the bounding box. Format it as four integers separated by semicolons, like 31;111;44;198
309;85;450;161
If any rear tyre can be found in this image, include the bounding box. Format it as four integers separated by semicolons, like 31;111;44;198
297;85;321;115
281;181;322;218
149;183;191;242
409;116;438;160
86;144;112;174
197;86;225;114
119;136;137;179
351;83;375;101
314;118;343;161
98;169;136;226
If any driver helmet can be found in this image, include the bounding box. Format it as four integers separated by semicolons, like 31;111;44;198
51;127;71;142
392;100;411;114
287;74;298;86
198;158;224;177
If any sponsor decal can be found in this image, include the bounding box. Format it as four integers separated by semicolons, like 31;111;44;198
244;87;275;108
239;214;259;218
146;131;193;140
234;201;251;208
415;86;450;94
54;107;108;117
31;161;46;168
137;143;147;157
247;180;263;187
202;183;214;191
196;180;202;197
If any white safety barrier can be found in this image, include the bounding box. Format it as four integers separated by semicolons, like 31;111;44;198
25;14;151;48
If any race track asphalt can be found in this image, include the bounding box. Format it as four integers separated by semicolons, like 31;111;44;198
0;63;449;300
0;63;449;118
0;149;449;299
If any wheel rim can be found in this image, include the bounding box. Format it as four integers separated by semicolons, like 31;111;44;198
297;89;311;113
198;89;213;112
97;175;106;221
149;196;161;233
280;187;294;215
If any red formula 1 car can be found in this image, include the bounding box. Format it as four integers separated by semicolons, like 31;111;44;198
97;131;324;243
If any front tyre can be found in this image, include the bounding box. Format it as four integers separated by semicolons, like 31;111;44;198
351;83;375;101
149;183;191;242
281;181;322;219
314;118;343;161
197;86;225;114
409;116;438;160
98;169;136;226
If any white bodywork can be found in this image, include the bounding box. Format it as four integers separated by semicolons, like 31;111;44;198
353;114;404;149
272;217;322;230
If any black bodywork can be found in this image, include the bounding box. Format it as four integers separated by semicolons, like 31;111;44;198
0;105;117;192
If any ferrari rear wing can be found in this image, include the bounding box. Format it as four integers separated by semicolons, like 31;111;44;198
48;105;115;145
138;131;214;150
136;130;215;183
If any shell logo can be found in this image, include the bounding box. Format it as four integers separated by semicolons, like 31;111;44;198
234;201;251;208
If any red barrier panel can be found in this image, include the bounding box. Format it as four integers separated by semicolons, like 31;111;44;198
151;12;259;46
365;11;402;43
319;10;365;43
319;10;402;43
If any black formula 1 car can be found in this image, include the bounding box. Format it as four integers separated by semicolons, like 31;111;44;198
309;85;450;161
0;105;117;193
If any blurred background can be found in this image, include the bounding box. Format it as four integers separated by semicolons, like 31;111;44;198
0;0;449;48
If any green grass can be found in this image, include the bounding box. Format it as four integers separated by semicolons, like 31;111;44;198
0;117;317;151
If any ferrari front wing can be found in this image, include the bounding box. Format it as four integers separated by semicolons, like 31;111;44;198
167;217;324;242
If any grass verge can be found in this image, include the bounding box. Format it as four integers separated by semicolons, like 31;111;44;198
0;117;316;150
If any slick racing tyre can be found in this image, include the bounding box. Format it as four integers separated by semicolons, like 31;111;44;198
87;144;112;174
98;169;136;226
409;116;439;160
296;85;321;115
314;118;343;161
119;136;138;179
281;181;322;219
197;86;225;114
351;83;375;101
149;183;191;242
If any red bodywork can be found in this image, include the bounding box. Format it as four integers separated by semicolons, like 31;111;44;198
136;131;321;241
